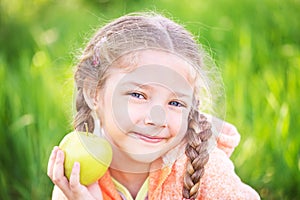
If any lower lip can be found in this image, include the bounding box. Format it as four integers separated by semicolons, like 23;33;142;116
132;133;164;144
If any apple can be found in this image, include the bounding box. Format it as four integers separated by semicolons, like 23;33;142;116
59;131;112;185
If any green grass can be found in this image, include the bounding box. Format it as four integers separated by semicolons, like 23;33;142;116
0;0;299;199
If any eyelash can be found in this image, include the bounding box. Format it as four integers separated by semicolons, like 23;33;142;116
129;92;146;99
169;101;184;107
128;92;186;108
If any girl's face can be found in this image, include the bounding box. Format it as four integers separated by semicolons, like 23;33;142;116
95;50;195;166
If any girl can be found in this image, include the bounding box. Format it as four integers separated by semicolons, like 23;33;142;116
47;12;260;200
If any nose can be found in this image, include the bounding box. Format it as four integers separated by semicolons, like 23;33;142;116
144;105;167;127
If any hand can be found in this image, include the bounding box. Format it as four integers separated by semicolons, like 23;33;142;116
47;146;103;200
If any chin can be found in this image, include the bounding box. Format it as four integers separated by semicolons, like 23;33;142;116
109;151;164;173
128;151;163;164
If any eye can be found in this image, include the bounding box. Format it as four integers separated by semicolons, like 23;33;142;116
169;101;184;107
129;92;145;99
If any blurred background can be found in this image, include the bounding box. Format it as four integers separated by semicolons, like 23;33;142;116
0;0;299;199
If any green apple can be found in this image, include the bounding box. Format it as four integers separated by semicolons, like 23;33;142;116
59;131;112;186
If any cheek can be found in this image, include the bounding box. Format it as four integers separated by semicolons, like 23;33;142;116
128;104;145;123
168;110;189;137
96;90;129;134
110;96;143;133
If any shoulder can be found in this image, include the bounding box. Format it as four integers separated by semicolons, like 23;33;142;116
215;120;241;157
199;148;260;199
197;121;260;200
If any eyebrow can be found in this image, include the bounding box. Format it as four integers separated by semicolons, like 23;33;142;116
122;81;192;98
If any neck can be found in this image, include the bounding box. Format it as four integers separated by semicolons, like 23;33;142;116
108;148;157;198
109;168;149;198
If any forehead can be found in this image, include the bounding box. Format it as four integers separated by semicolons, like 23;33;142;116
112;49;196;87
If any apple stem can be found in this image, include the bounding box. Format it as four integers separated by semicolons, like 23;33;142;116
84;122;88;135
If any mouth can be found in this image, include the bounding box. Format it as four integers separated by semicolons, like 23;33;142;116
129;132;166;144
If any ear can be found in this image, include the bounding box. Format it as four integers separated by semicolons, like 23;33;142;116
83;86;97;110
82;80;104;119
82;78;100;111
83;86;104;135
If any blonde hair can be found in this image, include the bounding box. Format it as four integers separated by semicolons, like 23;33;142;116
73;12;222;199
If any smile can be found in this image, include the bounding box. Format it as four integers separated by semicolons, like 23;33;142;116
129;132;165;144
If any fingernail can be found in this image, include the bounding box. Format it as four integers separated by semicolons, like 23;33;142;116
74;162;80;168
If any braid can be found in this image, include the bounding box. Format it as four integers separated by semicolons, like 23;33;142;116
183;102;212;199
73;87;95;132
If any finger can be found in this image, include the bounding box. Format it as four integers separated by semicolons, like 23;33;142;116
52;149;66;181
52;150;70;190
69;162;82;192
47;146;59;178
